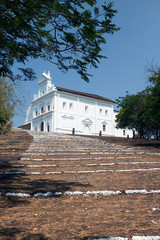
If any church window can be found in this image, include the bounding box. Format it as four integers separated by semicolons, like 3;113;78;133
100;109;103;115
41;107;44;113
63;102;67;109
35;110;38;116
48;105;50;111
85;106;88;113
69;103;73;110
103;125;106;132
105;110;108;117
47;125;50;132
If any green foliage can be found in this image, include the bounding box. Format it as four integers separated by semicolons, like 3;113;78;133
145;67;160;138
0;0;119;82
116;66;160;139
0;78;15;134
116;92;147;138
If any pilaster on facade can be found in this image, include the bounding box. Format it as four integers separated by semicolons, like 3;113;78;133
77;98;80;134
53;92;57;132
94;101;98;134
110;104;114;136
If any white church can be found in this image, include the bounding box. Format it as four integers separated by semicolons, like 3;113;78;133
24;72;133;138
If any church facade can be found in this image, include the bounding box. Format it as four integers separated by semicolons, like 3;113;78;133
25;72;133;138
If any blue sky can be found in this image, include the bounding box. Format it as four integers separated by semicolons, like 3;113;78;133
13;0;160;127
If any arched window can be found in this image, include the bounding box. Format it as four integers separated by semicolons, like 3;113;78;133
41;107;44;114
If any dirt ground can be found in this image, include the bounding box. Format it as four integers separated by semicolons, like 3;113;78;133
0;129;160;240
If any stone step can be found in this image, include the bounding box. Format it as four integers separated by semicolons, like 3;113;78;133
1;189;160;197
5;161;160;169
1;167;160;176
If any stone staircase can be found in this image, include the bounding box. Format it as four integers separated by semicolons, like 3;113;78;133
0;129;160;197
1;129;160;239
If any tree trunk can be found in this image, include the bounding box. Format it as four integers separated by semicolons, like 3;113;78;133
155;128;160;139
139;130;143;139
132;130;135;139
147;130;151;139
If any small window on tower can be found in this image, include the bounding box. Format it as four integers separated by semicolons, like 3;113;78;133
41;107;44;113
100;109;103;115
35;110;38;116
48;105;50;111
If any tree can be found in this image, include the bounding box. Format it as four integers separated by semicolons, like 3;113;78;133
0;0;119;82
116;65;160;139
116;92;148;138
0;78;16;133
144;65;160;138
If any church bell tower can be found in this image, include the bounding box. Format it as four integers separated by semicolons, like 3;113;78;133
38;71;53;97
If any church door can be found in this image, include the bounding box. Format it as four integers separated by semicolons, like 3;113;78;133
41;122;44;131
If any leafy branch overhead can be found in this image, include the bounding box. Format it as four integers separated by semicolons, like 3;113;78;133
0;0;119;82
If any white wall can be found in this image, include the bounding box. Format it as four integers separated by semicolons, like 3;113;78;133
54;91;115;136
113;111;133;138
